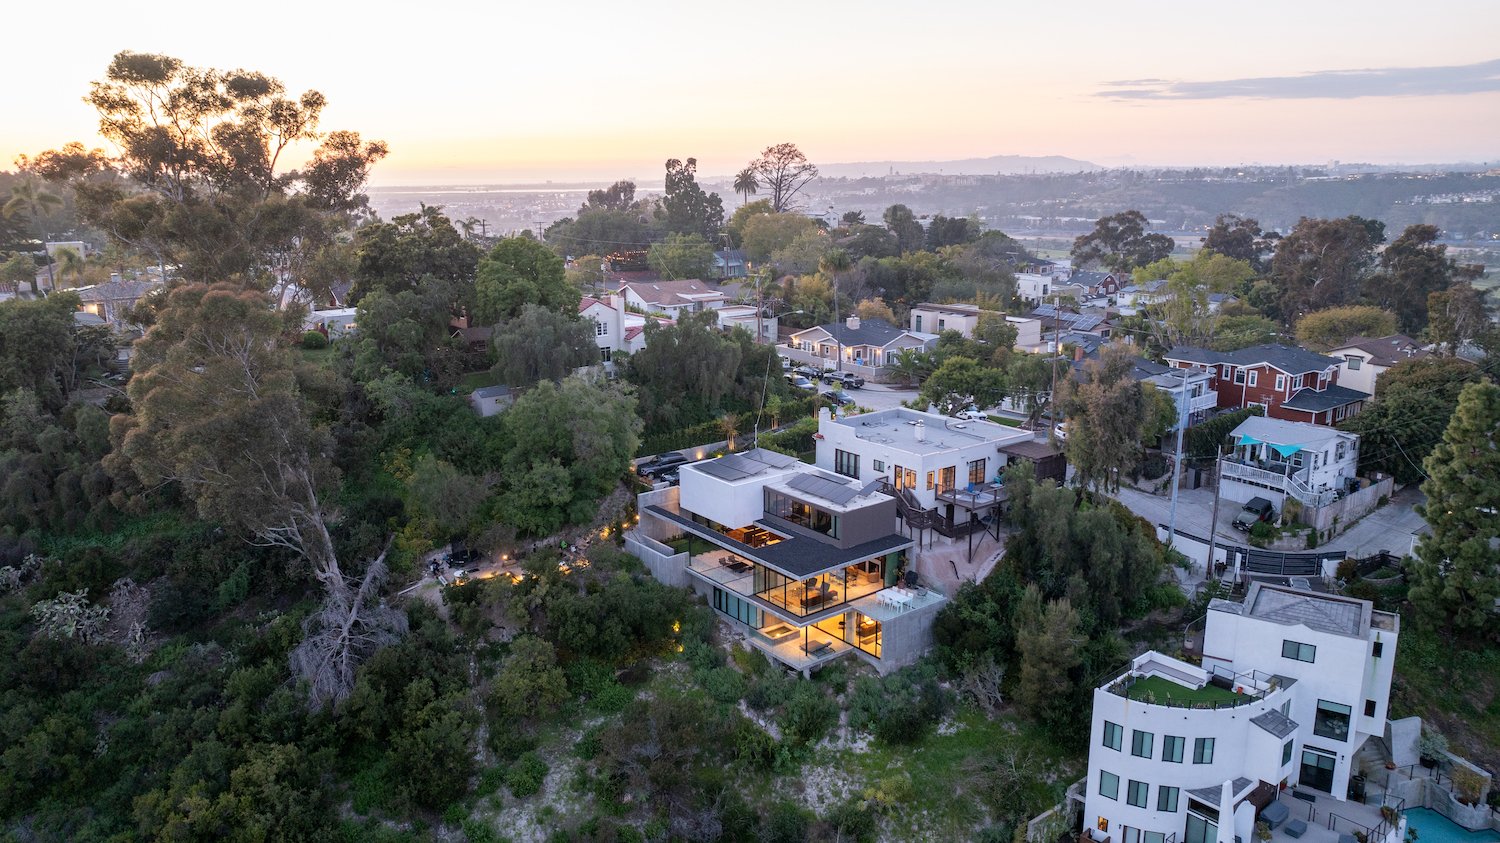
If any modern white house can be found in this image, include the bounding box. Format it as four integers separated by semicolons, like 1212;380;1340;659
1220;416;1361;511
715;304;778;343
1083;583;1400;843
814;407;1032;539
626;448;945;675
1326;335;1431;396
907;302;1044;351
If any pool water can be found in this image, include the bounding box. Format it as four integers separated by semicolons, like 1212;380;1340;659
1404;808;1500;843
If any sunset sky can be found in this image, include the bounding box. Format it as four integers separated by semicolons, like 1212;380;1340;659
4;0;1498;185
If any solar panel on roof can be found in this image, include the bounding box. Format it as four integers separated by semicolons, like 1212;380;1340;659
747;449;797;469
717;453;755;473
786;472;860;506
1072;315;1103;331
698;460;752;481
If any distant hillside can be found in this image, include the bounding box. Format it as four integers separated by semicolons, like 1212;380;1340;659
817;154;1101;178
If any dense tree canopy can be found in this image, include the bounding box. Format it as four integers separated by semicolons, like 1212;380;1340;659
492;303;599;386
1270;216;1379;320
647;232;716;280
474;236;576;324
351;206;481;302
659;158;724;241
1294;305;1398;351
1341;358;1489;485
1071;211;1174;273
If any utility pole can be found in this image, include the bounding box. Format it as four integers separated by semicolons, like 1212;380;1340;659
1164;367;1191;563
1206;456;1224;583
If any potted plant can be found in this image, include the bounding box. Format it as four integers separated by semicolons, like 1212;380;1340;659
1255;822;1272;843
1419;730;1448;769
1381;806;1399;825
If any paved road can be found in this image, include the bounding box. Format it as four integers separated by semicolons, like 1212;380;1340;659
1110;480;1427;560
848;380;920;412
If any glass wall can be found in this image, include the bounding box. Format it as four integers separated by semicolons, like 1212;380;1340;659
853;612;881;658
765;490;840;539
713;587;762;629
750;557;887;618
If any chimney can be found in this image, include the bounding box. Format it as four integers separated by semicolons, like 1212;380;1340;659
1074;345;1084;362
914;421;925;442
846;315;860;331
608;293;626;343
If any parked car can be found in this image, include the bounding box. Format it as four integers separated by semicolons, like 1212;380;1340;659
792;365;822;379
820;389;856;406
656;468;680;486
779;357;792;371
789;375;818;391
1053;421;1070;441
821;371;865;389
953;406;988;421
1232;496;1276;532
638;451;689;478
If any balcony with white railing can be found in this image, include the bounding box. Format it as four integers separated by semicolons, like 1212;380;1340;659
1189;390;1218;412
1222;459;1338;508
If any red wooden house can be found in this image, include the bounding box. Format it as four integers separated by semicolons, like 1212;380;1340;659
1163;344;1369;426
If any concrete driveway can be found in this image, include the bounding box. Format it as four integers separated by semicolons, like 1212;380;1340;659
1109;480;1428;561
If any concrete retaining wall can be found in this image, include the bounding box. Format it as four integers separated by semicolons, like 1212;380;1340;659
1308;476;1395;534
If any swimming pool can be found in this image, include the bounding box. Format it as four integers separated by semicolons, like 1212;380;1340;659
1404;808;1500;843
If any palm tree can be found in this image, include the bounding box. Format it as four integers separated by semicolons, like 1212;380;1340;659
733;168;759;206
718;412;741;452
3;180;63;293
54;247;86;288
819;249;852;370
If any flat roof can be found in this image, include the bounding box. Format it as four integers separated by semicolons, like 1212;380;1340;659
829;408;1031;456
645;504;912;578
1233;582;1373;639
683;448;802;484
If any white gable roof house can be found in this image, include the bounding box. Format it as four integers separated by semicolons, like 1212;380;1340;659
619;279;727;316
789;316;936;369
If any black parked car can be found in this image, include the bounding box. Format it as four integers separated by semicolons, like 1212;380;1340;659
638;451;689;479
820;389;856;406
1232;497;1276;532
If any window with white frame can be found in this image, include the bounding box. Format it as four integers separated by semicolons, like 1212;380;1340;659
1248;370;1259;387
1345;355;1362;371
1276;374;1286;391
596;320;608;336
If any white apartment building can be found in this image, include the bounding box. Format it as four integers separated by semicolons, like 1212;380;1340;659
814;407;1032;529
1084;584;1399;843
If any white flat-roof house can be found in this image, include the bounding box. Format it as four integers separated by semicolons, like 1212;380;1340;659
907;302;1044;351
627;448;944;675
1221;416;1360;511
814;407;1032;536
715;304;778;344
1084;583;1400;843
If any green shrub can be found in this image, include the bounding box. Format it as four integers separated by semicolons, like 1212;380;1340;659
765;801;811;843
732;718;778;769
575;726;603;761
461;818;500;843
589;682;633;714
1248;520;1273;547
475;765;505;797
745;670;794;711
701;666;747;704
847;663;953;745
301;330;329;349
823;801;878;842
777;682;839;748
505;752;548;798
1305;530;1319;550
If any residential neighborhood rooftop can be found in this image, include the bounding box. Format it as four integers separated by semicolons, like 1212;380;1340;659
1281;383;1371;412
1166;343;1340;374
1231;415;1356;449
829;408;1030;455
1330;334;1431;367
1217;582;1374;638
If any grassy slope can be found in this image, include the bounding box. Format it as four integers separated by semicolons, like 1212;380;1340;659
1389;623;1500;773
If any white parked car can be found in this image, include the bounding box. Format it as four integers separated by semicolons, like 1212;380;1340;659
953;406;988;421
1053;421;1069;440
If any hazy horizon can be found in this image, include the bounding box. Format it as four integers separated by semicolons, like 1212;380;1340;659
4;0;1499;186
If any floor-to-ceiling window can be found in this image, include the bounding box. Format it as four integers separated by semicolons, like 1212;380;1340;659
1300;748;1336;793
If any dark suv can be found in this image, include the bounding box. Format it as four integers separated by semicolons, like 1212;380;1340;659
637;451;689;479
821;371;865;389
